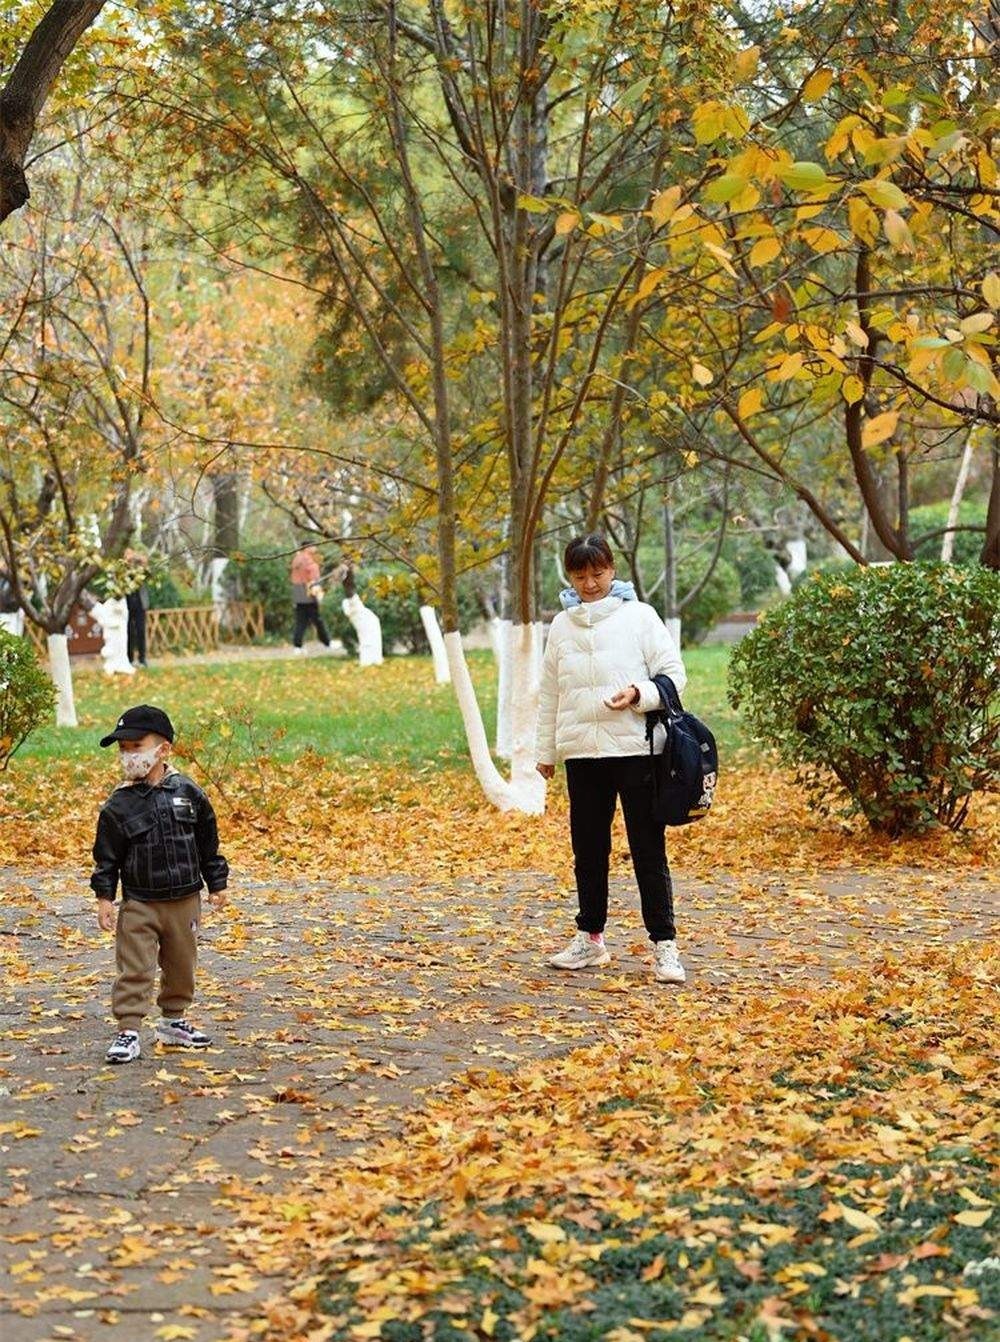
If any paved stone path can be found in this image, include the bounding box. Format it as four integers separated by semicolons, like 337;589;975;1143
0;865;995;1342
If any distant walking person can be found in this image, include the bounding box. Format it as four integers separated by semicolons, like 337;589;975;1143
535;533;689;984
290;539;333;654
124;548;150;668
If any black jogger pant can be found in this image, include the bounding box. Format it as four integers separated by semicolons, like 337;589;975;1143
126;594;147;665
292;600;331;648
565;755;675;943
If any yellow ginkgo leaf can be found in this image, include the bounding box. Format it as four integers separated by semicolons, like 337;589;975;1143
883;210;915;254
840;1203;882;1233
954;1207;993;1228
802;68;834;102
749;236;782;267
842;376;865;405
862;410;899;448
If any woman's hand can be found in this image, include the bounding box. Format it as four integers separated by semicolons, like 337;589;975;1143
536;762;555;780
604;685;640;711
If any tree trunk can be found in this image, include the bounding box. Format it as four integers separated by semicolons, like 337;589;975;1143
662;493;681;648
0;0;106;224
420;605;451;683
495;616;512;759
981;435;1000;569
942;437;975;561
443;630;544;814
47;632;77;726
212;471;239;556
341;593;383;666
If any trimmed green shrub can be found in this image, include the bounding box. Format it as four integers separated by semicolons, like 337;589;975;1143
677;555;740;646
729;563;1000;835
0;631;56;769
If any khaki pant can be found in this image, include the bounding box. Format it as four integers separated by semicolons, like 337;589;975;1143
112;894;201;1031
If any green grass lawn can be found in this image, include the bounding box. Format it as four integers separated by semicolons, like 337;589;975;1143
17;644;751;770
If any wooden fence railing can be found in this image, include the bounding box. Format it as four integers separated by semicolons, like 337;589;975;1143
21;601;265;659
218;599;266;644
147;606;220;655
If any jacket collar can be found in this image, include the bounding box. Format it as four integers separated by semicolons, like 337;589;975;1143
565;593;624;626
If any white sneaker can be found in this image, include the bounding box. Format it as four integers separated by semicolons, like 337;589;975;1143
154;1018;211;1048
292;646;305;656
652;940;686;984
549;931;611;970
105;1030;141;1064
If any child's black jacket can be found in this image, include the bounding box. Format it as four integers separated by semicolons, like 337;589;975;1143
91;772;228;901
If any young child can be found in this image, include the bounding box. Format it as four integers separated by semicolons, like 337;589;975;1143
90;704;229;1065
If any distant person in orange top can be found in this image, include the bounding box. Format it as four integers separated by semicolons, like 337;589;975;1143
290;538;333;654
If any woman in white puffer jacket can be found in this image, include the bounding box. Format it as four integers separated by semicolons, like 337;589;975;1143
535;534;688;984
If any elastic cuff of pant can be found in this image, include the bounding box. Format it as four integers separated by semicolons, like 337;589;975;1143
116;1020;142;1033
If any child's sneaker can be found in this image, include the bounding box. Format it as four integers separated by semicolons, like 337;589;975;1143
155;1018;211;1049
652;940;686;984
105;1030;141;1065
549;931;611;970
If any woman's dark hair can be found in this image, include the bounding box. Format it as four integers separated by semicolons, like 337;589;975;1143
564;533;614;573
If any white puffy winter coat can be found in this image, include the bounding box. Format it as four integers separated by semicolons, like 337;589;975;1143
534;595;687;765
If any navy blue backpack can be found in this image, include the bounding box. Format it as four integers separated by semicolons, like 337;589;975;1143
645;674;718;826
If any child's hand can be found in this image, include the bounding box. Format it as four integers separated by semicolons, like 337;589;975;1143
97;899;116;932
207;888;227;911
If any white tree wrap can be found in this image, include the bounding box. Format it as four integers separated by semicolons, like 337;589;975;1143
90;598;135;676
47;633;77;727
420;605;451;683
341;593;383;666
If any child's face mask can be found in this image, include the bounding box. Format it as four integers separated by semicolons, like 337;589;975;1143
119;744;163;781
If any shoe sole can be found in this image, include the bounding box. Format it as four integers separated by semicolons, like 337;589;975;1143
106;1054;140;1064
653;972;686;984
549;951;612;970
154;1034;210;1048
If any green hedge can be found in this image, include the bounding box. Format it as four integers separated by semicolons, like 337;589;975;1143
0;631;55;768
729;563;1000;834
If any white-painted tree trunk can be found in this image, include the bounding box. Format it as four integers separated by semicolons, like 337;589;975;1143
487;616;504;660
0;611;24;636
341;593;383;666
495;619;544;763
786;538;808;581
209;557;229;611
941;438;975;562
494;616;512;759
90;598;135;675
444;629;545;814
665;616;682;652
47;634;78;727
508;621;545;805
774;565;792;596
420;605;451;683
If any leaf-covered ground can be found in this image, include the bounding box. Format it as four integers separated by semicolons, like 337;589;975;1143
0;654;996;1341
236;944;998;1342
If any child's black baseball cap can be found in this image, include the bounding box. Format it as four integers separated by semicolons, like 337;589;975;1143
100;705;175;747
